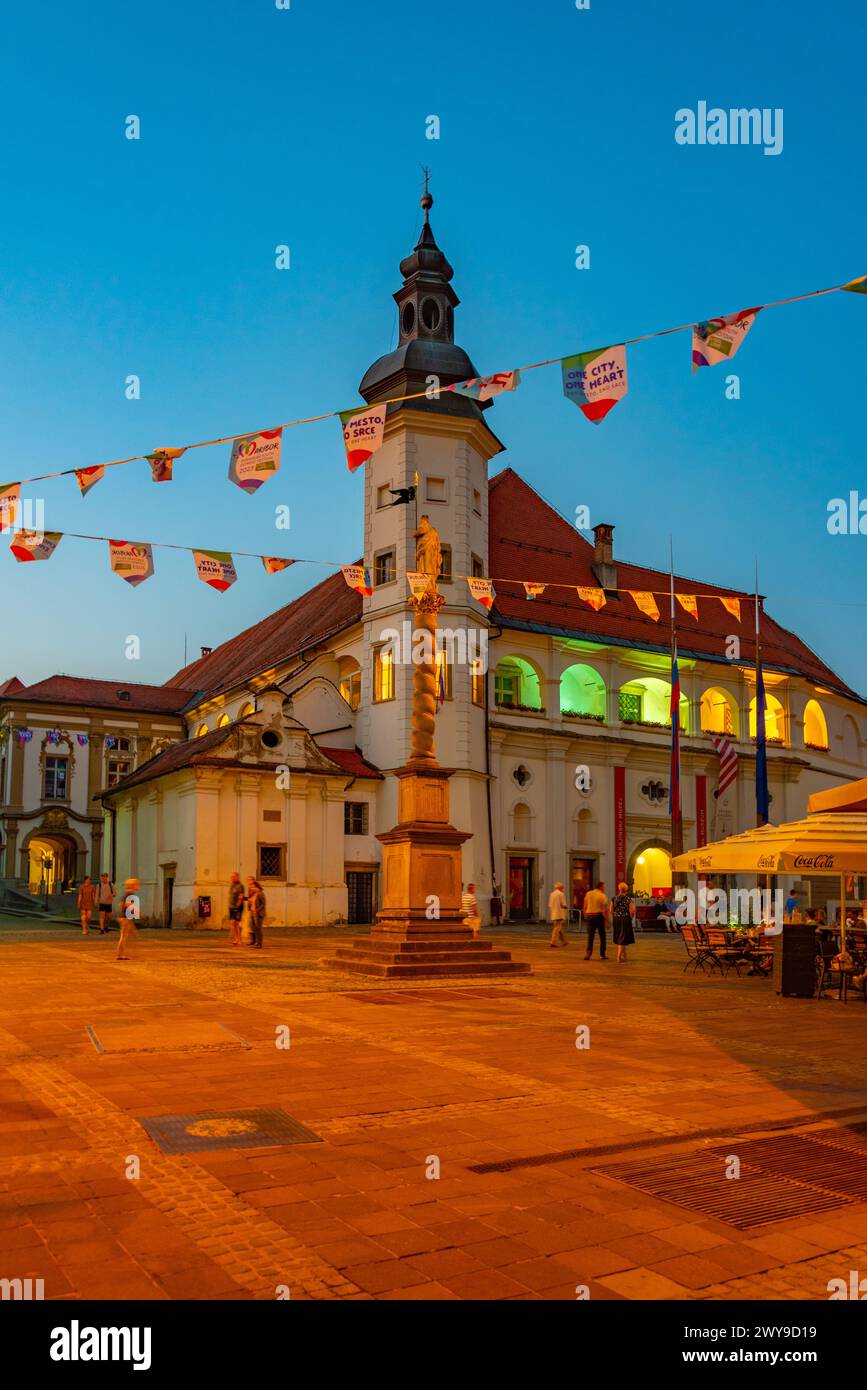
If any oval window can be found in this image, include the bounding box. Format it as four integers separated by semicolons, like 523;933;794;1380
261;730;281;750
421;298;441;331
402;302;415;336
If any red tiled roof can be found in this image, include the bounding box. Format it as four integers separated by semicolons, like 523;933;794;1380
318;746;382;779
0;677;25;696
0;674;194;713
167;567;362;697
487;468;859;701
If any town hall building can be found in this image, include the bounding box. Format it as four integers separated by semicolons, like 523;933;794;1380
2;199;866;926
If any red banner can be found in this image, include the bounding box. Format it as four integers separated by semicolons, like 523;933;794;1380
695;774;708;849
614;766;627;887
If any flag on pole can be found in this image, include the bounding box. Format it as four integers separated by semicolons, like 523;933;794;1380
692;309;760;371
712;735;738;797
669;643;681;820
755;661;771;823
75;466;105;497
340;406;386;472
561;345;628;424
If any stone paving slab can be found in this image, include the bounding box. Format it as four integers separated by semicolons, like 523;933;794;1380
0;921;866;1301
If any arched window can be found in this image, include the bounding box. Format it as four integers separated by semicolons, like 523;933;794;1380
216;713;230;728
700;687;738;738
560;663;606;720
238;702;254;720
749;692;785;742
842;714;860;761
803;699;828;750
619;677;689;733
513;802;532;843
494;657;543;711
196;723;208;737
338;657;362;711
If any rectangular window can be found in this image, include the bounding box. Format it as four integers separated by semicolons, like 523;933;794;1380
107;760;131;788
43;756;68;800
374;647;395;702
339;670;361;711
471;553;484;578
435;651;453;701
473;488;482;516
344;802;369;835
376;483;392;510
374;549;396;586
425;475;447;503
471;660;485;707
619;691;643;723
495;671;519;707
258;844;285;879
438;545;452;583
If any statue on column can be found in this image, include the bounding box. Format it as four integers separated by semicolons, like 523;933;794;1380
409;515;445;765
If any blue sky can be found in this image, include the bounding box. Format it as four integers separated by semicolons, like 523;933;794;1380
1;0;865;691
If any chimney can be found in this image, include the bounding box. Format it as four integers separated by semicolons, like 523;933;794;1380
591;523;616;590
200;646;212;658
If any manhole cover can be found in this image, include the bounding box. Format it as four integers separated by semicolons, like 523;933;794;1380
138;1107;322;1154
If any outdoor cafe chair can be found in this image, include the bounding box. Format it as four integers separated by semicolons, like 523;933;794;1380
680;924;709;973
816;936;854;1003
704;927;751;976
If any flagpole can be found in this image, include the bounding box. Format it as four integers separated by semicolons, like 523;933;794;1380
669;538;684;882
754;558;767;830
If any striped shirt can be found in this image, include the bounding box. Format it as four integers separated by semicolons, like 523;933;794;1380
462;891;478;919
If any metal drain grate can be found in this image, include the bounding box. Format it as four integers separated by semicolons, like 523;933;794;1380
593;1151;851;1229
706;1134;867;1203
139;1107;322;1154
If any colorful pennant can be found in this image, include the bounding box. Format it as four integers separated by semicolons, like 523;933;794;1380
9;530;62;562
193;550;238;593
406;570;431;600
228;430;282;494
448;371;521;402
75;466;104;497
523;582;546;600
719;596;742;622
561;345;628;424
109;540;154;587
843;276;867;294
261;555;295;575
576;586;606;611
466;577;495;609
676;593;698;620
629;590;661;622
0;482;20;531
692;308;760;370
76;734;90;747
147;447;185;483
341;564;372;596
341;407;386;472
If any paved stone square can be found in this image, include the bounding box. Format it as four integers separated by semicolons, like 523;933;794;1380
1;916;866;1301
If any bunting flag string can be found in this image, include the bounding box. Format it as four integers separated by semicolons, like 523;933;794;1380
1;274;862;497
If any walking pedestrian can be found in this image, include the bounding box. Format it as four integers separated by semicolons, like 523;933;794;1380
548;881;569;947
582;881;609;960
610;881;635;963
77;876;96;935
227;872;244;946
462;882;481;938
96;873;114;934
116;878;140;961
247;877;266;949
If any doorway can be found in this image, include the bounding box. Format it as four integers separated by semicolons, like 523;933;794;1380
632;846;672;897
162;873;175;929
570;856;595;915
508;855;535;920
347;870;376;925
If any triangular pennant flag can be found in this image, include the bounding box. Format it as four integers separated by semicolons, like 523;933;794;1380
146;447;185;483
10;530;62;562
629;590;661;622
341;564;372;596
193;550;238;593
842;276;867;294
406;570;431;601
340;406;386;472
228;430;282;494
448;370;521;402
561;345;628;424
692;308;760;371
466;577;495;609
523;582;546;600
109;540;154;587
0;482;21;531
261;556;295;575
719;596;741;622
75;466;105;497
676;593;698;620
576;586;606;611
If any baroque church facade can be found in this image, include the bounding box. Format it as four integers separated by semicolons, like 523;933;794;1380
3;202;866;926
